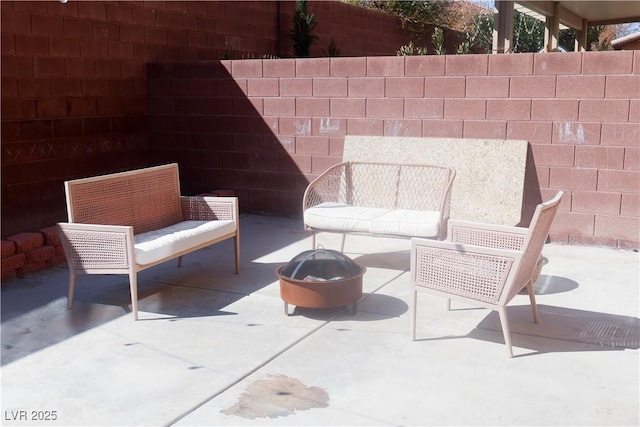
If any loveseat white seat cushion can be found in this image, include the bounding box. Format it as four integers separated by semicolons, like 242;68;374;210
134;220;236;265
304;203;440;238
303;202;391;233
369;209;440;238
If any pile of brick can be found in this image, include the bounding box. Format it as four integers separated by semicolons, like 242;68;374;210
1;227;67;282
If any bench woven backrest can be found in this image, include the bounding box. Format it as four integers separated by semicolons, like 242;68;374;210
64;164;182;235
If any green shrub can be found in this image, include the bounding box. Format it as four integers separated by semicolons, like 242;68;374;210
397;41;428;56
432;27;445;55
290;0;318;57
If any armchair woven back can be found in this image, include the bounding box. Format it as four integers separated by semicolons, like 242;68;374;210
64;164;183;235
506;191;563;301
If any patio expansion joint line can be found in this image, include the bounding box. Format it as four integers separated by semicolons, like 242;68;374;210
164;268;409;426
164;318;334;427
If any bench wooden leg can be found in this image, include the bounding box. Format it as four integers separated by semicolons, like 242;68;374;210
67;271;77;310
526;281;540;323
129;272;139;321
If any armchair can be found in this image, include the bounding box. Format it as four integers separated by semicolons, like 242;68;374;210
410;191;563;357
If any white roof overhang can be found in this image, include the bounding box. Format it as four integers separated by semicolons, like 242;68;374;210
517;0;640;29
493;0;640;53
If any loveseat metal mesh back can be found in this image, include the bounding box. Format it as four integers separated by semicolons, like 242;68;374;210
305;162;454;212
65;164;183;235
303;163;349;207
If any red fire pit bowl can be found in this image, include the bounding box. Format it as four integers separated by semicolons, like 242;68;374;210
275;264;365;315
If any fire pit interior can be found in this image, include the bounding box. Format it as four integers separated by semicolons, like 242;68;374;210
275;247;365;315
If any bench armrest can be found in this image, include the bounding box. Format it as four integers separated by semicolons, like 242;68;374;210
181;196;239;222
447;220;528;251
57;223;134;272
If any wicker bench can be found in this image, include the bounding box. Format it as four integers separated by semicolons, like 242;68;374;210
303;162;456;250
57;163;240;320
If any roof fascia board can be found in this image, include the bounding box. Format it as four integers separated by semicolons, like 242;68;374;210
589;16;640;26
517;0;584;30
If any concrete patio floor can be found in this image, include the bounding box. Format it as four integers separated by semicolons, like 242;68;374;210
1;214;639;426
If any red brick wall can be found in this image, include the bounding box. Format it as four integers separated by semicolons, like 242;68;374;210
2;1;156;236
1;1;412;239
2;1;638;254
147;52;640;249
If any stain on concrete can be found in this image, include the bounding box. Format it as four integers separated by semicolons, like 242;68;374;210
221;374;329;419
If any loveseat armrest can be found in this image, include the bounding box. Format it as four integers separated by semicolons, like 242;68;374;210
181;196;239;223
447;220;528;251
57;223;135;272
303;162;348;211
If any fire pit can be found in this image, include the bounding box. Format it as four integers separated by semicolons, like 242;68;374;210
275;247;365;315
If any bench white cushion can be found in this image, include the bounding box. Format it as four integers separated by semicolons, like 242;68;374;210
304;202;390;233
134;220;236;266
369;209;440;238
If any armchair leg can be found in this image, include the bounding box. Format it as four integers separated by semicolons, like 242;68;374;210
129;273;139;321
234;235;240;274
340;234;346;253
498;307;513;358
311;232;316;249
526;281;540;323
67;271;77;310
177;255;183;267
